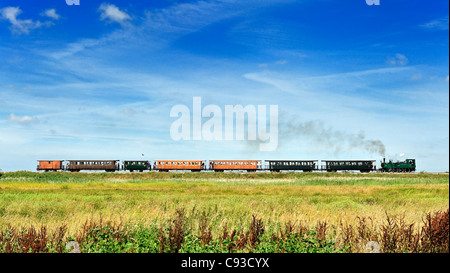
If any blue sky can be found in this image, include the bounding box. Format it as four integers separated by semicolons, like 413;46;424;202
0;0;448;171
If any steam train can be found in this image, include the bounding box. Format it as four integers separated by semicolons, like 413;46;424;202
36;158;416;173
380;158;416;172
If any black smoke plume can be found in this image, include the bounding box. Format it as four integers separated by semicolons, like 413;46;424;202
279;117;386;156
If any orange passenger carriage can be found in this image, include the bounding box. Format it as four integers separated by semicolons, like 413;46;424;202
37;160;65;171
209;160;261;172
154;160;206;172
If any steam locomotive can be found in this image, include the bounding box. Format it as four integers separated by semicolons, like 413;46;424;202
380;158;416;172
36;158;416;173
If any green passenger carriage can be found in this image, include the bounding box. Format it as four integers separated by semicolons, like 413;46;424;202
122;161;151;172
267;160;318;172
323;160;376;173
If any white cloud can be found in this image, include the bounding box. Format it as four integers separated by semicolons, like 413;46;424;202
99;3;131;25
421;16;449;31
48;0;284;59
0;6;55;34
8;114;39;124
42;9;60;20
0;6;42;34
387;54;409;66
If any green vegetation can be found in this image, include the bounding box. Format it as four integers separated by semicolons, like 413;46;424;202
0;171;448;253
0;208;448;253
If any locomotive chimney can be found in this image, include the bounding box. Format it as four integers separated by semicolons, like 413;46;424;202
383;157;386;164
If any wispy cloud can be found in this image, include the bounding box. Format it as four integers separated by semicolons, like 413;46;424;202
1;6;42;34
0;6;56;34
8;113;39;124
47;0;287;59
99;3;132;26
41;9;60;21
1;0;447;171
420;16;449;31
386;53;409;66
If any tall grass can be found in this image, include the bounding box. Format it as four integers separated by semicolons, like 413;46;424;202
0;171;448;252
0;208;447;253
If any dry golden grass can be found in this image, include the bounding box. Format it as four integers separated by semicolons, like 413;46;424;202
0;172;448;237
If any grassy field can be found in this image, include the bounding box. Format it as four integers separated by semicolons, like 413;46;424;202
0;171;448;253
